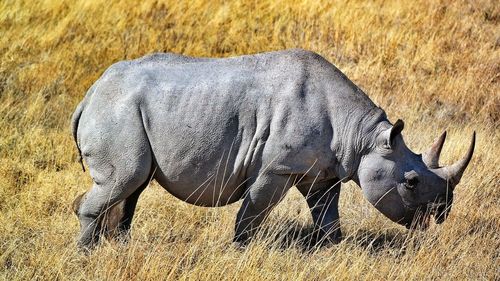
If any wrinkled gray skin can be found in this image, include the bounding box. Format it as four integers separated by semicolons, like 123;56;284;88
72;49;475;250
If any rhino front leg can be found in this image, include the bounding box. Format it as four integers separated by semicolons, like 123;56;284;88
298;179;342;246
234;173;293;246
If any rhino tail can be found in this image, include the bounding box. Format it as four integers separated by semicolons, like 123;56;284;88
71;85;96;172
71;100;86;172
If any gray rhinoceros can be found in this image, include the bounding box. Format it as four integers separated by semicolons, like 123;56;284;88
71;49;475;249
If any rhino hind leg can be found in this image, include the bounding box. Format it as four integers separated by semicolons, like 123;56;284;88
100;200;126;241
90;180;148;243
105;181;148;241
233;173;293;246
298;179;342;246
77;178;151;250
73;182;148;246
76;127;152;250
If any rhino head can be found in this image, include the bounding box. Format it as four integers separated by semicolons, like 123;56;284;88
356;119;475;229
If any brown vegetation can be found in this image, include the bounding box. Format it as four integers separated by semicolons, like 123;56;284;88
0;0;498;279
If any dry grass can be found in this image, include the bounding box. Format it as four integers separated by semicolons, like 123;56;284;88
1;0;499;280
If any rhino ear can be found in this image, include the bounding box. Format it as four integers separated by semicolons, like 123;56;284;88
389;119;404;145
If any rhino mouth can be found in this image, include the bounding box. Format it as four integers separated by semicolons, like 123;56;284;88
430;201;451;224
407;208;432;230
405;202;450;230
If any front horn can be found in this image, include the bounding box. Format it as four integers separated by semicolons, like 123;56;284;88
423;131;447;168
437;132;476;186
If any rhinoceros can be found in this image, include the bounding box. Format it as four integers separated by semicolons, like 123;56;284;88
71;49;475;249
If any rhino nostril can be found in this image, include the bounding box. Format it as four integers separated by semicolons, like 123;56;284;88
404;171;419;189
407;177;419;186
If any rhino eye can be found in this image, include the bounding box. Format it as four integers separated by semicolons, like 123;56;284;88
404;171;419;190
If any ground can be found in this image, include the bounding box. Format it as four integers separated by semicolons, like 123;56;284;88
0;0;499;280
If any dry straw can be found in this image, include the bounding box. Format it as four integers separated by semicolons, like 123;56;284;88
0;0;498;280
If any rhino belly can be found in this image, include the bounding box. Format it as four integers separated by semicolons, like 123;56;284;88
144;103;253;207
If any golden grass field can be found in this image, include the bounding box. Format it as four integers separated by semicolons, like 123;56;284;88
1;0;499;279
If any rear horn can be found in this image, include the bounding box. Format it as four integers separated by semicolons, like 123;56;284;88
423;131;447;168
